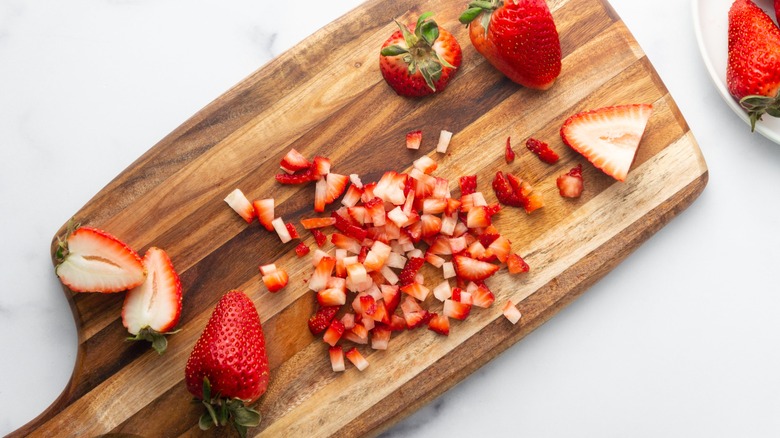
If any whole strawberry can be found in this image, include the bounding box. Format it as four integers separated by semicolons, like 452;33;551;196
727;0;780;131
460;0;561;90
379;12;462;97
185;290;269;437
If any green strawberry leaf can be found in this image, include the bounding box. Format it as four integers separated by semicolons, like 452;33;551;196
459;7;483;25
380;45;409;57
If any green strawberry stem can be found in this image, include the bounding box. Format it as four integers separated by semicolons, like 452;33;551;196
740;90;780;132
459;0;501;35
55;219;81;261
126;326;180;355
379;12;454;91
196;377;261;438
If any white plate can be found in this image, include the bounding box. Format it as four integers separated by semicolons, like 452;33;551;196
692;0;780;143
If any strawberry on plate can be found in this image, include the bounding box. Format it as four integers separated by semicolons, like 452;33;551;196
460;0;561;90
122;247;182;354
185;290;269;436
55;224;146;293
727;0;780;130
560;104;653;182
379;12;462;97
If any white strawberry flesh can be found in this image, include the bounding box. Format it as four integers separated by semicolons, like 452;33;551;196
122;247;181;334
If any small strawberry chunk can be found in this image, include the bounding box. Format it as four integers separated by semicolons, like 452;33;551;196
413;155;438;174
295;242;310;257
401;296;430;329
436;130;453;153
311;229;328;247
507;253;530;274
406;130;423;150
280;148;311;173
345;347;369;371
505;136;515;163
427;313;450;335
224;188;256;223
526;138;559;164
309;256;336;291
275;167;317;184
443;299;472;320
502;300;522;324
329;345;346;372
262;269;288;293
308;305;339;335
398;257;425;286
272;217;292;243
452;255;499;281
471;283;495;308
253;198;274;231
323;319;345;346
458;175;477;196
557;164;584;198
286;222;300;239
401;282;430;301
371;326;392;350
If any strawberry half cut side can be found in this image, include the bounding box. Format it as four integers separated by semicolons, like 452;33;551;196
122;247;183;354
55;224;146;293
560;104;653;182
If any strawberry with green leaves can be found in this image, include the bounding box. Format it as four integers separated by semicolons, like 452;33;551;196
727;0;780;131
185;290;269;437
460;0;561;90
379;12;462;97
122;247;182;354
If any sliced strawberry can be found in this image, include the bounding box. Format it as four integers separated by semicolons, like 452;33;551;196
252;198;275;231
505;136;515;163
459;175;477;196
557;164;584;198
311;229;328;247
122;247;181;354
323;319;346;346
526;138;559;164
502;300;522;324
224;188;256;223
427;313;450;335
398;257;425;286
443;299;472;321
56;226;146;293
452;255;499;281
406;129;423;150
280;148;311;173
325;173;349;204
471;283;495;308
262;269;289;293
560;104;653;181
345;347;369;371
300;217;337;229
295;242;310;257
329;345;346;372
507;253;530;274
308;305;340;335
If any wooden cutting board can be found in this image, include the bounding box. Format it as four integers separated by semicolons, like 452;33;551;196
17;0;707;436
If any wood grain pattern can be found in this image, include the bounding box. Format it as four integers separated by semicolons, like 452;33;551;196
15;0;707;436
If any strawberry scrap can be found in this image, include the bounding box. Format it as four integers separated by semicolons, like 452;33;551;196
526;138;559;164
505;137;515;163
557;164;584;198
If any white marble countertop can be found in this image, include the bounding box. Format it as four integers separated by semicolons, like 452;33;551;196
2;0;780;436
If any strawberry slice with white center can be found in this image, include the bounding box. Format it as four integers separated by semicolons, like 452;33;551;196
560;104;653;182
55;226;146;293
224;188;256;223
121;247;182;354
279;148;311;173
452;255;499;281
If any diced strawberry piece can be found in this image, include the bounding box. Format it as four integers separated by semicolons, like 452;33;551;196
341;312;356;330
275;167;317;184
507;253;530;274
300;217;337;229
323;319;345;346
452;255;499;281
432;280;452;301
468;241;487;259
459;175;477;196
329;345;346;372
526;138;559;164
363;197;386;226
451;287;462;302
443;299;472;321
401;283;430;301
374;171;408;205
295;242;310;257
258;263;277;276
309;256;335;291
271;217;292;243
427;313;450;335
224;188;256;223
358;294;377;317
308;305;340;335
387;206;409;228
317;288;347;306
485;235;511;263
466;206;492;228
436;130;453;153
344;323;369;344
286;222;300;240
502;300;522;324
428;235;452;255
557;164;584;198
262;269;288;293
388;314;407;331
310;229;327;247
401;296;430;329
478;232;500;249
442;261;456;279
311;156;332;177
363;240;392;272
314;178;327;212
345;347;369;371
492;172;523;207
280;148;311;173
371;326;392;350
448;236;468;254
372;299;390;324
422;198;447;215
252;198;274;231
406;129;423;150
471;283;495;308
341;183;363;207
381;284;401;314
398;257;425;286
332;211;368;241
505;136;515;163
445;198;462;216
325;172;349;204
331;233;362;254
413;155;438;174
425;252;445;268
420;214;442;238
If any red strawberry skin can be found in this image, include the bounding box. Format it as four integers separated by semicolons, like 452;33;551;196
185;290;269;404
463;0;561;90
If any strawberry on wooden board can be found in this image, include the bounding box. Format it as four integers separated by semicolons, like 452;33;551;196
122;247;182;354
560;104;653;182
185;290;269;436
557;163;584;198
55;223;146;293
460;0;561;90
379;12;462;97
727;0;780;130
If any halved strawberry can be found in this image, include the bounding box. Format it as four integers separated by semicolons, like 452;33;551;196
280;148;311;173
224;188;256;223
308;305;339;335
452;255;499;281
560;104;654;182
55;225;146;293
427;313;450;335
526;138;559;164
345;347;369;371
329;345;346;372
502;300;522;324
557;164;584;198
252;198;274;231
122;247;181;354
262;269;289;293
406;130;423;150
